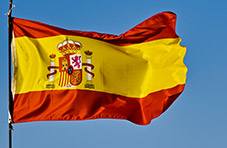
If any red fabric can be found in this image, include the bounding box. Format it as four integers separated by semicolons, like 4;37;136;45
13;11;178;46
13;84;184;125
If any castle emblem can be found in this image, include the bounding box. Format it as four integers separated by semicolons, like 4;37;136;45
46;38;95;89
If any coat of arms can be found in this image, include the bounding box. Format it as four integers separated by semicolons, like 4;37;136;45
46;38;95;89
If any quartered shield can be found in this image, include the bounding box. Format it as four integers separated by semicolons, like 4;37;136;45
59;54;82;87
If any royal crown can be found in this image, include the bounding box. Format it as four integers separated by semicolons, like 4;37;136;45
57;39;82;56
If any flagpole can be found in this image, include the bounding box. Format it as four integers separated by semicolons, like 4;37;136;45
8;0;14;148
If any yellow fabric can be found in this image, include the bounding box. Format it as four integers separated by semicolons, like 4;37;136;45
12;35;187;98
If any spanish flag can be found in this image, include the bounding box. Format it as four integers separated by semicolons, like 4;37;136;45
11;12;187;125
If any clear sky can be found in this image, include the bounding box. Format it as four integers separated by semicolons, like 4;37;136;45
0;0;227;148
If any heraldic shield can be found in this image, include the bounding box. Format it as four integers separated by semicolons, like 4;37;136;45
59;54;82;87
47;39;95;89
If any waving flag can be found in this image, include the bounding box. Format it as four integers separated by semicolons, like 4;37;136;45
11;11;187;125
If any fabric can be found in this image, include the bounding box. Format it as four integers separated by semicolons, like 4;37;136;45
12;11;187;125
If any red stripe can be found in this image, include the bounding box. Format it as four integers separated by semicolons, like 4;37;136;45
13;84;185;125
12;12;178;46
59;72;63;87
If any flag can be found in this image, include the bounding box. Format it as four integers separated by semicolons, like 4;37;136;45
11;11;187;125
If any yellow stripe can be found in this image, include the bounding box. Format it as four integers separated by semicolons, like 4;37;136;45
62;72;65;87
66;73;69;86
59;72;62;87
12;35;187;98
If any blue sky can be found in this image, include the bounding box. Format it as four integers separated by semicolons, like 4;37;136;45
1;0;227;148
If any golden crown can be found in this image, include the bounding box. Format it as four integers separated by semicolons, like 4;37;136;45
57;39;82;56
